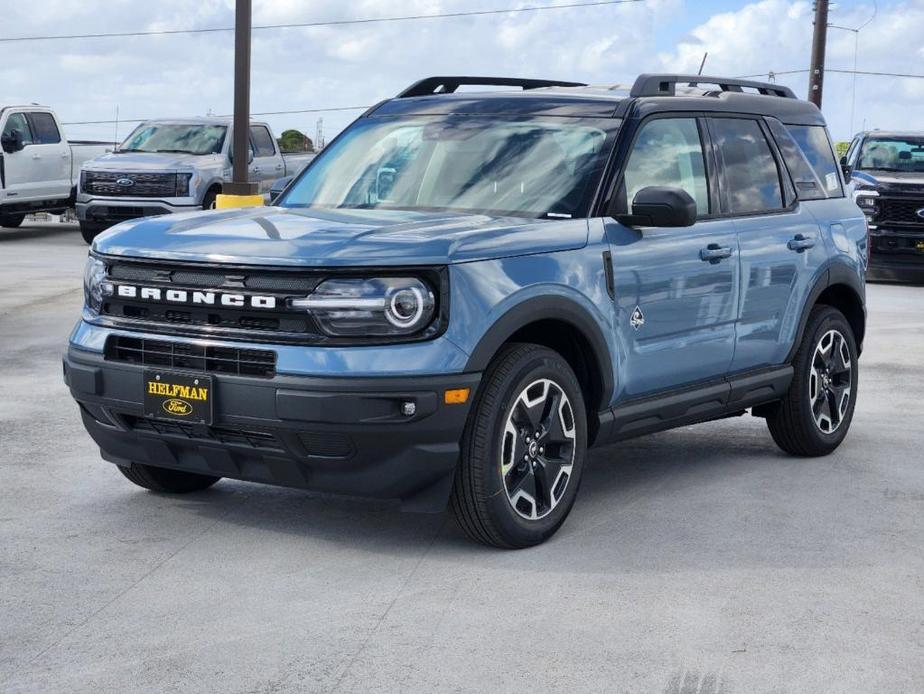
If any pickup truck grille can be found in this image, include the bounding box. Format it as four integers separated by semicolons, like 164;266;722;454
878;197;924;230
84;171;177;198
99;260;326;344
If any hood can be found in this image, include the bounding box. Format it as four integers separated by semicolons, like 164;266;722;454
92;206;589;266
852;169;924;191
84;151;225;172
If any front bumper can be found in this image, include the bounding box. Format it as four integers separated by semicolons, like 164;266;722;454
64;346;480;512
868;229;924;284
76;198;200;224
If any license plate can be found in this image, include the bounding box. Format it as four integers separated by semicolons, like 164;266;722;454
143;370;213;425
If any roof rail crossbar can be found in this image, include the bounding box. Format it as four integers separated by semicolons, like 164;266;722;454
397;76;587;98
630;74;797;99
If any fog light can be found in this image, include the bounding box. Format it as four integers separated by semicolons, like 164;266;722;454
444;388;470;405
401;401;417;417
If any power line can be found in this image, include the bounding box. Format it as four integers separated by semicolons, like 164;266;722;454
737;68;924;80
0;0;644;43
61;105;371;125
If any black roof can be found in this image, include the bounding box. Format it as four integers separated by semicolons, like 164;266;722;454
371;74;825;126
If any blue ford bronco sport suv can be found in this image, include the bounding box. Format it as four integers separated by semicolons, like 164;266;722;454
66;75;868;548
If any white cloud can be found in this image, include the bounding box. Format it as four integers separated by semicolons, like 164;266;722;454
1;0;921;144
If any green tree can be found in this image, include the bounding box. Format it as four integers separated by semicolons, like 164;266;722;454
278;129;314;153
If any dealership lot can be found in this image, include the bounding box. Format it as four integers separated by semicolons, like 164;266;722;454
1;224;923;693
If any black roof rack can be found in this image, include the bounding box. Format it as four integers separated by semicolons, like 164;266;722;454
397;76;587;98
630;73;797;99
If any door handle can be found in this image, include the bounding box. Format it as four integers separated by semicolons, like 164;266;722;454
252;166;261;173
787;234;816;252
699;244;733;263
31;154;41;160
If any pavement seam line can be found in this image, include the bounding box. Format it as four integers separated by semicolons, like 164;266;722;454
326;517;447;694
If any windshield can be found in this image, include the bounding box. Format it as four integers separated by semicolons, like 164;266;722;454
119;123;227;155
279;116;615;219
857;136;924;172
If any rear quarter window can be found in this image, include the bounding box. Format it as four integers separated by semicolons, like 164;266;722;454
786;124;843;198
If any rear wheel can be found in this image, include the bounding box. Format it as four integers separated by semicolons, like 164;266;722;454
450;343;587;548
118;462;220;493
0;213;25;228
767;306;858;456
79;221;108;244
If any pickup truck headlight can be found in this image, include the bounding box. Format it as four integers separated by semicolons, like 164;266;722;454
289;277;437;337
83;256;113;315
176;173;193;197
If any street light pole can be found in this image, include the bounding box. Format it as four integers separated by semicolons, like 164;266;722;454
219;0;261;205
808;0;829;108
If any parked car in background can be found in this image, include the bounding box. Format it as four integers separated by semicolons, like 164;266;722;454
0;105;111;229
76;118;315;243
66;74;867;548
842;130;924;283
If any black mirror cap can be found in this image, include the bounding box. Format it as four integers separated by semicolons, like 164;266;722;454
270;176;294;205
839;154;852;178
1;129;24;154
617;186;697;228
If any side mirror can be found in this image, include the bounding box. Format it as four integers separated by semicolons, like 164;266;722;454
1;128;24;154
617;186;697;228
840;155;852;179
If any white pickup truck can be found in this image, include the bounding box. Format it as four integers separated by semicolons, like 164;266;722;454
0;105;111;229
76;118;315;243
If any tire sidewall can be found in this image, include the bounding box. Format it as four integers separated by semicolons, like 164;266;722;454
469;347;587;546
795;307;859;451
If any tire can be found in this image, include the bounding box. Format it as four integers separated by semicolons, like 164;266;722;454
450;343;588;548
0;213;26;228
202;188;219;210
117;462;220;493
79;221;108;244
767;305;858;456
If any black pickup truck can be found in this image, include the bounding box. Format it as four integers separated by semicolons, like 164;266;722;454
842;131;924;282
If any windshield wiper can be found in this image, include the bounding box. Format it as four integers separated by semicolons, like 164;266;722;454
151;149;200;154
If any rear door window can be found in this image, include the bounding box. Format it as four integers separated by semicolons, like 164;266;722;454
786;124;843;197
28;112;62;144
250;126;276;157
710;118;783;215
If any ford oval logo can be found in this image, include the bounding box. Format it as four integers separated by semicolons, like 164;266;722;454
162;398;193;416
116;177;135;187
917;208;924;220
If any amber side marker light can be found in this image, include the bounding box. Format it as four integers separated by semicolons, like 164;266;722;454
444;388;470;405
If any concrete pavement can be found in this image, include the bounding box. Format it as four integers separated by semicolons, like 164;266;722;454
1;223;923;693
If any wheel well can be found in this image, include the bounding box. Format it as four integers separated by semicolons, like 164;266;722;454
506;319;606;443
816;283;865;351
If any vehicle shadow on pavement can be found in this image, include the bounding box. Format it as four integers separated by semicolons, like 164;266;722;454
0;225;80;242
129;417;812;565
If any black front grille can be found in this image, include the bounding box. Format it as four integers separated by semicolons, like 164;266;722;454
124;415;282;451
101;260;325;342
106;335;276;378
84;171;177;198
879;197;924;228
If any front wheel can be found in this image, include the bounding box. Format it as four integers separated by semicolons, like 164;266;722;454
450;343;587;548
767;305;858;456
79;221;108;244
0;213;26;228
118;462;220;493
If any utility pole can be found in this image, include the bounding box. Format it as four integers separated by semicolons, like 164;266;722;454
808;0;829;108
219;0;261;206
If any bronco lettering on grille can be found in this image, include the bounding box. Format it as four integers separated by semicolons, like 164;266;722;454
116;284;277;309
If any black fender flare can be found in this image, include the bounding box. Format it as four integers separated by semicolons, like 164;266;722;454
464;295;615;410
787;262;866;363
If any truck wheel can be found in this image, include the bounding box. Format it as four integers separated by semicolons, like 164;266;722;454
0;213;26;228
79;221;107;244
767;306;858;456
450;343;587;548
202;188;219;210
117;462;220;493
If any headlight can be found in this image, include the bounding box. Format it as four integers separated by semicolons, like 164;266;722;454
290;277;437;337
83;256;112;315
176;173;193;196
